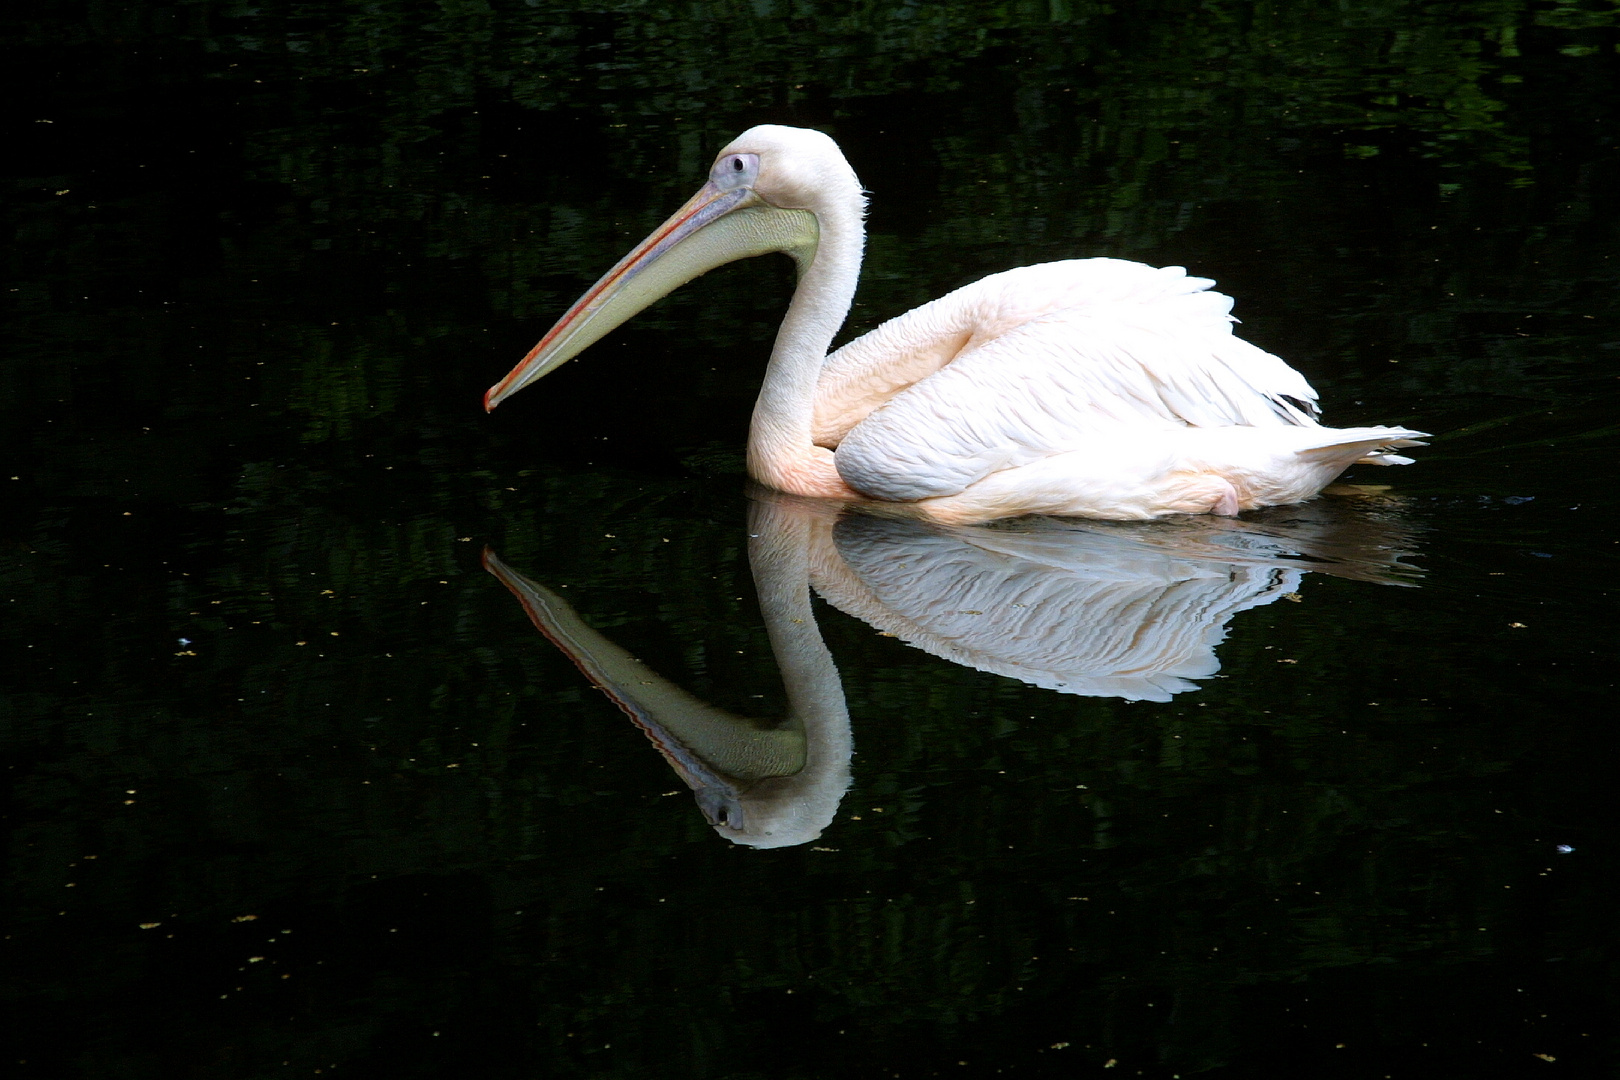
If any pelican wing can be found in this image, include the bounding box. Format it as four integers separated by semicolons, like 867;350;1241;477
812;259;1318;454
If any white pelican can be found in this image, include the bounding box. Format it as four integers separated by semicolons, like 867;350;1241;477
487;125;1425;523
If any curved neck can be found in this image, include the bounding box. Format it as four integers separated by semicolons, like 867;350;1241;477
745;496;852;837
746;199;865;495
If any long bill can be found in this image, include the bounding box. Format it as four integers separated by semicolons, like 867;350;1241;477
484;180;818;411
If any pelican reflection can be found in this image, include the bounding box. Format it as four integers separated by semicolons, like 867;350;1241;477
485;488;1418;846
814;488;1419;702
484;495;851;849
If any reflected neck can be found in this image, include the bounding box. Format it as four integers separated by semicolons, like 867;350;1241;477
742;496;852;845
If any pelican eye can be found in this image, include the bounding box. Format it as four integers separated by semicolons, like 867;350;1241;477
712;153;759;186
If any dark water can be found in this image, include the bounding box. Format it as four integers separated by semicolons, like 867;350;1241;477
5;2;1619;1077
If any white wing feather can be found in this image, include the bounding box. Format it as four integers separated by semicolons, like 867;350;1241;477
813;258;1318;452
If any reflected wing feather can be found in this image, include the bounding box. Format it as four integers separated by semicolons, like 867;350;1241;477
816;516;1303;702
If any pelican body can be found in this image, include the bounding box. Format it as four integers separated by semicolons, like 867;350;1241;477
488;125;1424;522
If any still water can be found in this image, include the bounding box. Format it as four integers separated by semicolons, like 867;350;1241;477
5;2;1618;1076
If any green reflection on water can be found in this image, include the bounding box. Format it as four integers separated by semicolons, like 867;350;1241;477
3;0;1618;1076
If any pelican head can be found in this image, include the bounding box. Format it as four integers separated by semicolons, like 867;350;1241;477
486;125;863;410
697;768;849;850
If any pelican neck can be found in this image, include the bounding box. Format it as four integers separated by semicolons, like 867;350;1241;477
746;196;865;491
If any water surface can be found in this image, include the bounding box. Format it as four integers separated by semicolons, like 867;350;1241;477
4;2;1618;1076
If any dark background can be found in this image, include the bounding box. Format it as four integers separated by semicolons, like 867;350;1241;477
4;1;1619;1077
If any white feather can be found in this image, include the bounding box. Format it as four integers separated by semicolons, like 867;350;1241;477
494;126;1426;521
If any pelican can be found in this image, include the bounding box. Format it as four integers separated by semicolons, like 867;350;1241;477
487;125;1426;523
